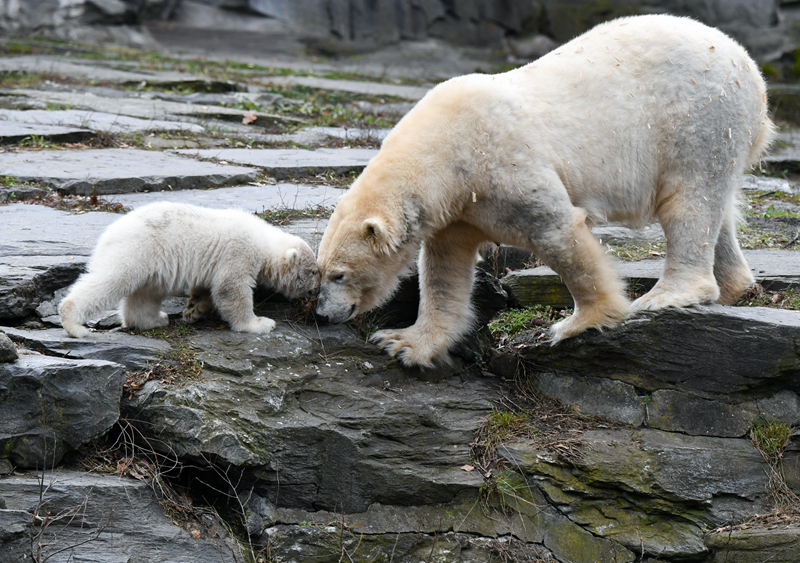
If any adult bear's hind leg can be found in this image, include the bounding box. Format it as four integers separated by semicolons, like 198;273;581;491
713;203;754;304
633;175;725;311
370;221;485;367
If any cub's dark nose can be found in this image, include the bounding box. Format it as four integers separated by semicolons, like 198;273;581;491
307;287;320;297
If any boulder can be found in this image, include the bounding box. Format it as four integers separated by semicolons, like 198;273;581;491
0;470;239;562
0;332;17;363
0;352;125;468
122;318;500;513
501;428;771;559
511;305;800;435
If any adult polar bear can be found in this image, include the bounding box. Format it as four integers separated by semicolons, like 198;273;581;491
316;15;774;367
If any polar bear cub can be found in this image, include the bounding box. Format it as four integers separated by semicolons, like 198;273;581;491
59;202;319;338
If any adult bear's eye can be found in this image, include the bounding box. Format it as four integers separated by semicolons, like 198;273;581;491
332;273;345;282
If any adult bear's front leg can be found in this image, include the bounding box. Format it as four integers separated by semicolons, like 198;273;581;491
370;221;485;367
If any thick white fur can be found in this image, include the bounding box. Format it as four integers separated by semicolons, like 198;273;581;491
59;202;319;337
316;15;775;367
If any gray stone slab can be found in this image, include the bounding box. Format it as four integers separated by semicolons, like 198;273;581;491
0;120;95;143
251;126;390;146
260;75;429;101
8;89;303;126
741;174;797;193
0;148;257;195
175;147;377;179
503;249;800;308
0;108;206;134
112;182;345;213
0;470;239;562
763;147;800;170
2;326;172;371
305;126;391;142
0;55;216;86
0;350;125;467
0;204;120;258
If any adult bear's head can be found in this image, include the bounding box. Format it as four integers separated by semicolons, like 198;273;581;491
316;172;425;324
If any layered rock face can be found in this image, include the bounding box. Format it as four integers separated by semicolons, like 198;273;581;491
0;0;794;60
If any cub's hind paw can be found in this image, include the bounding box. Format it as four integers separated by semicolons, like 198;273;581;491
64;324;92;338
233;316;276;334
183;289;214;324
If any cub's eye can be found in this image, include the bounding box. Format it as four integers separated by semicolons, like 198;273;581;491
332;273;345;282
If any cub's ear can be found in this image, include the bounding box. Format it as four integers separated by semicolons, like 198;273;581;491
284;248;300;265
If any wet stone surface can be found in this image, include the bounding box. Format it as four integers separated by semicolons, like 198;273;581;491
1;36;800;563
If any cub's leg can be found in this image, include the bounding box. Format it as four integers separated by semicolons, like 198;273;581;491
212;278;276;334
370;221;486;367
183;287;214;323
713;205;754;304
633;175;728;311
122;287;169;331
59;271;130;338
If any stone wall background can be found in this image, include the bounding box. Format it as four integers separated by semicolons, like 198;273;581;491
0;0;796;62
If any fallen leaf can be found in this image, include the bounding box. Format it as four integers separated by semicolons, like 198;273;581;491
191;529;202;539
242;110;257;125
460;465;474;472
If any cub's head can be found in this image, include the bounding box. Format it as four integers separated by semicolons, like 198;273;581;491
276;241;320;299
316;190;424;324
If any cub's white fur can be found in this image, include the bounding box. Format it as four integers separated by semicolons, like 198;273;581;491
59;202;319;337
316;15;774;367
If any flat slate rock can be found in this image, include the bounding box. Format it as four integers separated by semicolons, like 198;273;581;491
0;148;256;195
0;55;226;87
2;326;172;371
175;147;378;179
507;304;800;438
0;203;120;257
0;120;95;143
741;174;797;193
10;88;303;126
518;304;800;398
113;181;346;217
504;249;800;308
0;108;205;134
260;74;429;100
763;147;800;169
123;319;497;513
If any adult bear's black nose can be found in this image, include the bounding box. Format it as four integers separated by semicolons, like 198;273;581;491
315;312;329;323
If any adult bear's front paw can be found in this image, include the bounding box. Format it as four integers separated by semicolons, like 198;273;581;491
369;328;438;368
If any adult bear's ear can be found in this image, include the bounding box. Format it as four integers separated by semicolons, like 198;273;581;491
362;217;395;254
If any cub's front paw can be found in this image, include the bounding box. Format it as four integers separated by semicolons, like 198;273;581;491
236;316;276;335
369;328;440;368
